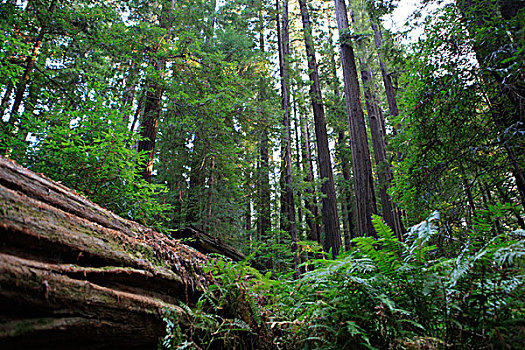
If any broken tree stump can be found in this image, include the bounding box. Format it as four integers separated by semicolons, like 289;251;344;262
0;156;211;349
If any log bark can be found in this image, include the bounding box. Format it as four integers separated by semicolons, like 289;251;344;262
172;226;246;262
0;155;209;349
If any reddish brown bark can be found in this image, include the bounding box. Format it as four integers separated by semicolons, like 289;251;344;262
277;0;299;275
361;68;404;239
334;0;377;237
137;1;176;182
0;155;209;348
299;0;341;258
300;114;321;244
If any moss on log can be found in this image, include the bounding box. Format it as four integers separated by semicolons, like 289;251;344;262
0;156;210;349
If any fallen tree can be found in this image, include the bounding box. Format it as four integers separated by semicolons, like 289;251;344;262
172;226;246;262
0;156;214;349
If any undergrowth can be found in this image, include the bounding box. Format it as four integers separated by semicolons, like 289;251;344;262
162;207;524;349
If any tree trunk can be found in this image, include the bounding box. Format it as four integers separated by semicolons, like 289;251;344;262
0;83;13;119
337;129;355;250
299;0;342;258
293;96;303;228
137;0;176;182
300;114;321;244
137;74;163;182
360;67;404;239
258;131;271;241
334;0;377;237
257;6;272;242
370;21;399;133
328;27;355;249
186;129;206;226
276;0;299;276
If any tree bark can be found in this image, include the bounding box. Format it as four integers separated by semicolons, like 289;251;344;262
0;83;13;119
298;0;341;258
300;113;321;244
137;0;176;182
137;74;163;182
277;0;299;275
0;155;209;349
334;0;377;237
360;67;404;239
370;21;399;132
328;26;355;249
257;8;272;242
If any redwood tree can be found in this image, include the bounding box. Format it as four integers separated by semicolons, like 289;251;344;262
298;0;341;257
334;0;377;236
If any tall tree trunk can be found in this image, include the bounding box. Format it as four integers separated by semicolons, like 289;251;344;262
186;129;206;227
257;10;271;242
276;0;299;275
300;113;321;244
360;67;404;239
334;0;377;237
293;95;303;228
370;21;399;134
137;0;176;182
122;61;139;125
205;156;216;232
328;26;355;249
299;0;341;257
337;129;355;250
137;73;163;182
258;130;271;241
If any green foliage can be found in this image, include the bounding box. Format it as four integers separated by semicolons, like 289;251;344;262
162;256;274;349
16;86;171;226
391;3;524;228
209;212;523;350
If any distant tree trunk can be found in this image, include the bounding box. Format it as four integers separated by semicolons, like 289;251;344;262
245;191;252;232
360;67;404;239
122;61;139;125
334;0;377;237
300;113;321;244
186;129;206;227
293;96;303;227
137;0;176;182
328;27;355;249
337;129;355;250
205;156;216;231
370;21;399;135
137;73;163;182
258;131;271;241
0;83;13;119
257;10;271;242
276;0;299;275
299;0;341;258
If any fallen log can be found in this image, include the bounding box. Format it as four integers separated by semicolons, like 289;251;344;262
172;226;246;262
0;156;210;349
